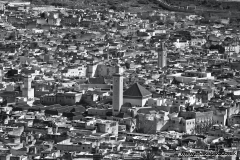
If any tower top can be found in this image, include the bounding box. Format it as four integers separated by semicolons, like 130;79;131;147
114;65;123;75
159;42;165;51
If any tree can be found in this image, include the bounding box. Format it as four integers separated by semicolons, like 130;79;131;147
141;151;156;160
125;61;130;69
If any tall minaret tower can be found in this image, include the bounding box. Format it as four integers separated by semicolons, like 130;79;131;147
22;74;34;101
112;65;123;116
0;66;3;82
158;42;167;68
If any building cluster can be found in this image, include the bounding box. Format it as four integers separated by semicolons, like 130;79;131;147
0;1;240;160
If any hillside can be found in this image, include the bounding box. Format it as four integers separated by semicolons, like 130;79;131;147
12;0;240;14
165;0;240;12
28;0;163;12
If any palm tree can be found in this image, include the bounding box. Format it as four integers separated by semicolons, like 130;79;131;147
141;151;156;160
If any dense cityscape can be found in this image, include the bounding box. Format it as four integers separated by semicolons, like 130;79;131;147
0;0;239;160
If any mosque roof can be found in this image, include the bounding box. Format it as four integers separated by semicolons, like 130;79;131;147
123;83;152;99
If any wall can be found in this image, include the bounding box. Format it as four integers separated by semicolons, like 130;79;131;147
62;93;82;106
88;108;108;116
155;105;170;112
196;90;214;103
195;111;213;123
40;95;55;105
96;65;115;77
97;121;118;135
95;65;125;77
213;108;227;125
41;93;82;106
229;115;240;126
87;64;98;77
0;155;10;160
191;39;206;46
62;67;87;78
22;88;34;101
148;98;164;106
182;119;195;134
56;143;92;152
119;118;136;132
10;149;27;156
123;98;148;107
170;105;181;113
138;114;169;134
168;117;182;132
79;84;111;90
175;76;197;83
174;99;188;106
227;103;240;123
207;128;226;137
37;19;47;25
25;127;48;134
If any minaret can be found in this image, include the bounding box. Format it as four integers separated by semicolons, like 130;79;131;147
112;65;123;116
0;66;3;82
22;74;34;101
158;42;167;68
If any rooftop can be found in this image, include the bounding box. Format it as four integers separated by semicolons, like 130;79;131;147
123;83;152;98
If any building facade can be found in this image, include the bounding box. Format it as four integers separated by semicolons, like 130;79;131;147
40;92;82;106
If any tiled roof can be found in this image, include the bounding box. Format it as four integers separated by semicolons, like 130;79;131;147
123;83;152;98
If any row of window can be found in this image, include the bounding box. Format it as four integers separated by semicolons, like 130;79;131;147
58;146;91;150
42;96;75;101
172;121;195;125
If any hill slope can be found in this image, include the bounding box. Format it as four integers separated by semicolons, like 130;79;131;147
28;0;163;12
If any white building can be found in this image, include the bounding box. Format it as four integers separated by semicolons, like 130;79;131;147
167;70;214;83
174;39;190;49
190;38;206;46
62;66;87;78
